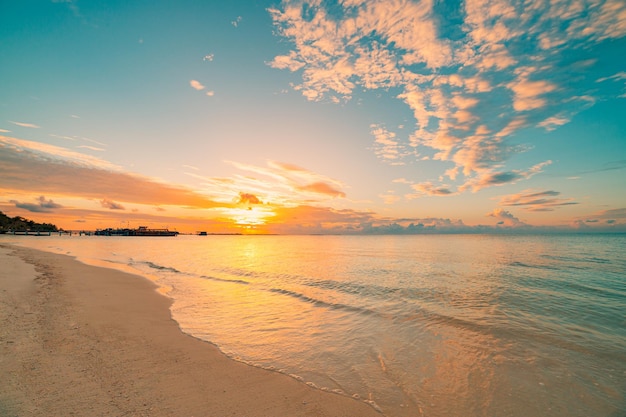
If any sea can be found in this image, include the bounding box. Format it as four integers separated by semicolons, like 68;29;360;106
4;233;626;417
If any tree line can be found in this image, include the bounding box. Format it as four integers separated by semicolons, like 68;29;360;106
0;211;59;233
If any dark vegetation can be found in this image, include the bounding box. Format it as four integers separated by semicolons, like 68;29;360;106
0;211;58;233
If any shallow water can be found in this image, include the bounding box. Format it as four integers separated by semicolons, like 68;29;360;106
6;234;626;416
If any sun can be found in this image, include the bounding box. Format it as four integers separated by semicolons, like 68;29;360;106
224;207;276;227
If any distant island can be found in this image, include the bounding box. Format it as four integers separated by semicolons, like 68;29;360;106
0;211;59;233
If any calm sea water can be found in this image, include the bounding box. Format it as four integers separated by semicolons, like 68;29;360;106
5;234;626;417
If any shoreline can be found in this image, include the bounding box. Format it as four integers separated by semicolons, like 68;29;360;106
0;243;381;417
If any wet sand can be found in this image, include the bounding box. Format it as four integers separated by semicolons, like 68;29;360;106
0;243;380;417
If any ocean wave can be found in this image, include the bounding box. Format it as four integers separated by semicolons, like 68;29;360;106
268;287;378;316
141;261;181;273
509;261;561;270
541;254;611;264
199;274;250;285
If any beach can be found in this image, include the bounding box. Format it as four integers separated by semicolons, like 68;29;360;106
0;243;381;417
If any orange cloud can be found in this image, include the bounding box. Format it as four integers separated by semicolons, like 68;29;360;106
237;192;263;205
296;182;345;198
0;136;221;209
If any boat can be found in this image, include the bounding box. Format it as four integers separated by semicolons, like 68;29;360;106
95;226;178;236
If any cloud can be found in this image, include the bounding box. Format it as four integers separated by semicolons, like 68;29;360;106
0;129;10;133
296;182;346;198
578;160;626;175
597;71;626;83
486;208;528;227
10;196;63;213
461;161;552;192
380;193;401;205
580;208;626;222
570;208;626;230
237;192;263;205
410;182;454;197
370;124;408;164
268;205;377;234
76;145;105;152
269;0;625;193
10;121;40;129
508;78;557;111
190;80;205;90
0;135;221;209
1;135;118;170
224;160;347;204
82;137;107;147
499;189;578;211
100;198;125;210
52;0;81;18
538;115;570;131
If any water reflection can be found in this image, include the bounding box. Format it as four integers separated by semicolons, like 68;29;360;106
7;234;626;417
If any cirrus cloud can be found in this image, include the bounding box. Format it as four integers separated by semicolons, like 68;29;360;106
499;190;579;211
10;121;41;129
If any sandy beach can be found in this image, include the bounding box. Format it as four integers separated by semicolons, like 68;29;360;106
0;243;380;417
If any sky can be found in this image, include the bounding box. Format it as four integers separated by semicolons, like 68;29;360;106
1;0;625;234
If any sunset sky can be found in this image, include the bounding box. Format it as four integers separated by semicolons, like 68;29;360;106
1;0;625;234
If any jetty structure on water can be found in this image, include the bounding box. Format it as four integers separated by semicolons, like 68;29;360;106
94;226;179;236
3;230;53;236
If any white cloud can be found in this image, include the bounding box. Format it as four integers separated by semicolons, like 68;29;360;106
76;145;105;152
10;121;40;129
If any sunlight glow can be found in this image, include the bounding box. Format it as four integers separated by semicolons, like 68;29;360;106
224;207;276;226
